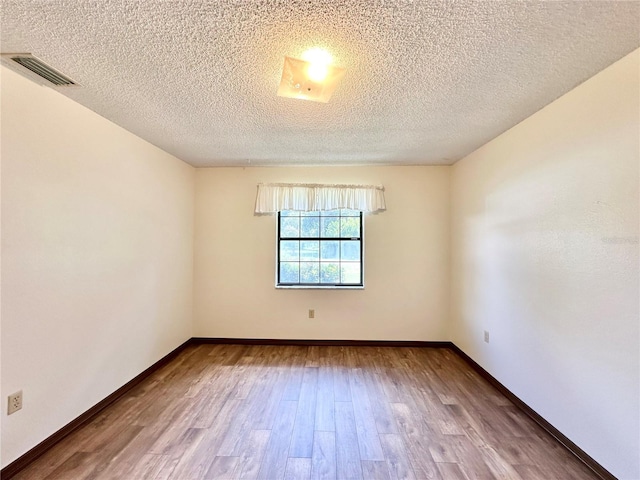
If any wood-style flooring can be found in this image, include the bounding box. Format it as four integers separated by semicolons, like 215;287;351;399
14;344;599;480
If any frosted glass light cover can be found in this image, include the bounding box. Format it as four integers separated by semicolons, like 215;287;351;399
277;56;345;103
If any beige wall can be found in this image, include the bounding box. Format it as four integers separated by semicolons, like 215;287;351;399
1;66;195;467
194;166;450;341
2;47;638;478
451;50;639;479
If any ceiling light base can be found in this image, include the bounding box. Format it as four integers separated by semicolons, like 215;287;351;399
277;56;344;103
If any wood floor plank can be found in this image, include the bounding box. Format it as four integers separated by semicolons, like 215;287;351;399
491;436;537;466
332;364;352;402
428;436;460;464
148;421;202;456
256;400;298;480
446;403;497;449
125;453;169;479
203;456;240;480
247;366;288;431
236;430;271;480
363;371;398;434
512;464;552;480
344;347;360;369
282;365;304;401
209;344;248;365
379;367;410;403
335;401;364;480
215;398;254;456
289;367;319;457
449;436;497;480
94;427;202;479
155;457;182;480
436;462;471;480
311;430;337;480
390;402;443;480
43;452;95;480
379;433;416;480
87;426;148;478
188;388;234;429
361;460;392;479
315;366;335;432
508;436;596;480
147;428;206;480
231;356;262;400
349;368;385;461
13;345;601;480
45;425;143;480
438;418;466;436
306;345;322;367
478;445;524;480
12;433;82;480
168;399;242;479
284;457;312;479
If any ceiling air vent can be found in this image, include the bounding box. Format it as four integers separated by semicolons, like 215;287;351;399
1;53;78;86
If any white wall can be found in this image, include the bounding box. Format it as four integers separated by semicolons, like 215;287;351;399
0;66;195;467
450;49;639;479
194;166;450;341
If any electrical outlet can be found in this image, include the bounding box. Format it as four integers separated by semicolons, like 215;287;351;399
8;391;22;415
308;309;315;319
484;331;490;343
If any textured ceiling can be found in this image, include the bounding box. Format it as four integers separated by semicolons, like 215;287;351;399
1;1;639;167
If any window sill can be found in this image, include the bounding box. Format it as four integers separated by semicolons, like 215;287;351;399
275;285;364;290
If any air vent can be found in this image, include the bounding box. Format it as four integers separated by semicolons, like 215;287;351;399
1;53;78;86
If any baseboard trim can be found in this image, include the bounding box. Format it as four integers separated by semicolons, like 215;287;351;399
190;337;453;348
0;338;194;480
1;338;615;480
449;344;616;480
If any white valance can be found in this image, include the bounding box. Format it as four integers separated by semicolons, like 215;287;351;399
254;183;386;214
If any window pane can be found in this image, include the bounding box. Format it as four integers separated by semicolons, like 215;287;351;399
301;217;319;238
300;241;319;261
280;217;299;237
341;241;360;261
340;217;360;237
340;209;359;216
300;262;320;283
280;262;299;283
341;263;361;284
280;241;299;261
321;217;340;237
320;209;340;216
321;263;340;283
321;241;339;261
277;211;363;287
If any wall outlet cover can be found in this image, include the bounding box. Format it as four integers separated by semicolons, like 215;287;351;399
8;391;23;415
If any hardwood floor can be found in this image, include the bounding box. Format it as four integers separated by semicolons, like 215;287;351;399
14;344;599;480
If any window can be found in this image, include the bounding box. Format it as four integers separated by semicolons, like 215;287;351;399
277;209;363;287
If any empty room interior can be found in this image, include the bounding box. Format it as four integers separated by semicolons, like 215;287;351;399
1;1;639;480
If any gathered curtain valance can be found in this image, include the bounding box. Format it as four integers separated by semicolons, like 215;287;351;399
254;183;386;214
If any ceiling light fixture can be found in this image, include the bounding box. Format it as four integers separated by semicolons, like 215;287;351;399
277;48;345;103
